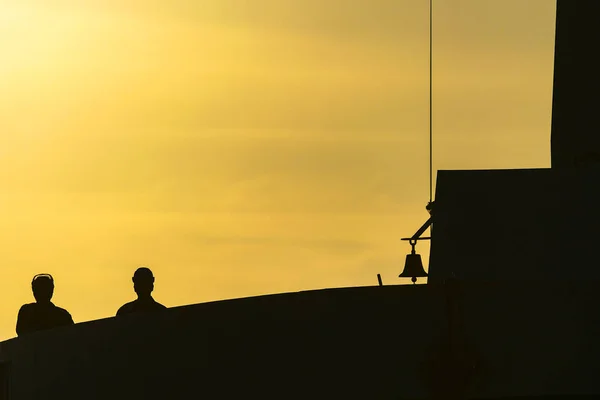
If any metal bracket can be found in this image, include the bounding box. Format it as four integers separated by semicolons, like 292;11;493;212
400;216;433;242
401;201;435;242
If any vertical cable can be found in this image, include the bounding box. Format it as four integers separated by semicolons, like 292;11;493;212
429;0;433;202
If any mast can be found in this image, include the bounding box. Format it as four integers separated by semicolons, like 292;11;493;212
551;0;600;168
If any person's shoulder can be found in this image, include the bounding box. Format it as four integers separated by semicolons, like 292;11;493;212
54;305;71;317
117;300;137;315
155;301;167;310
18;303;36;313
52;305;74;322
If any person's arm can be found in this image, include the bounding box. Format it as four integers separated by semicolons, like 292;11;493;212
65;311;74;325
116;304;126;316
16;305;28;337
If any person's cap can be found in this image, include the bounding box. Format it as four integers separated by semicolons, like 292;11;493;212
32;274;54;286
133;267;154;281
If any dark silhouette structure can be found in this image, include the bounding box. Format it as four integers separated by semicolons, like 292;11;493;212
116;267;167;316
551;1;600;168
0;2;599;399
15;274;74;337
1;283;599;399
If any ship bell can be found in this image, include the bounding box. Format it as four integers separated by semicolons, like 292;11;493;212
399;240;428;284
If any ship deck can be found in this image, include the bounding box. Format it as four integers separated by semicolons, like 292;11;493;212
1;281;600;399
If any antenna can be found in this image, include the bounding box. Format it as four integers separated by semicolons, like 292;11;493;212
398;0;435;284
429;0;433;203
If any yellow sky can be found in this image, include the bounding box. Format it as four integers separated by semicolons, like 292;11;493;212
0;0;555;340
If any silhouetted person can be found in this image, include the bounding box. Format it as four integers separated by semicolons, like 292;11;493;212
116;267;167;316
16;274;74;337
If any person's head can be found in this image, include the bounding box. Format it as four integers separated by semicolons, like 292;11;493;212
31;274;54;303
132;267;154;297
